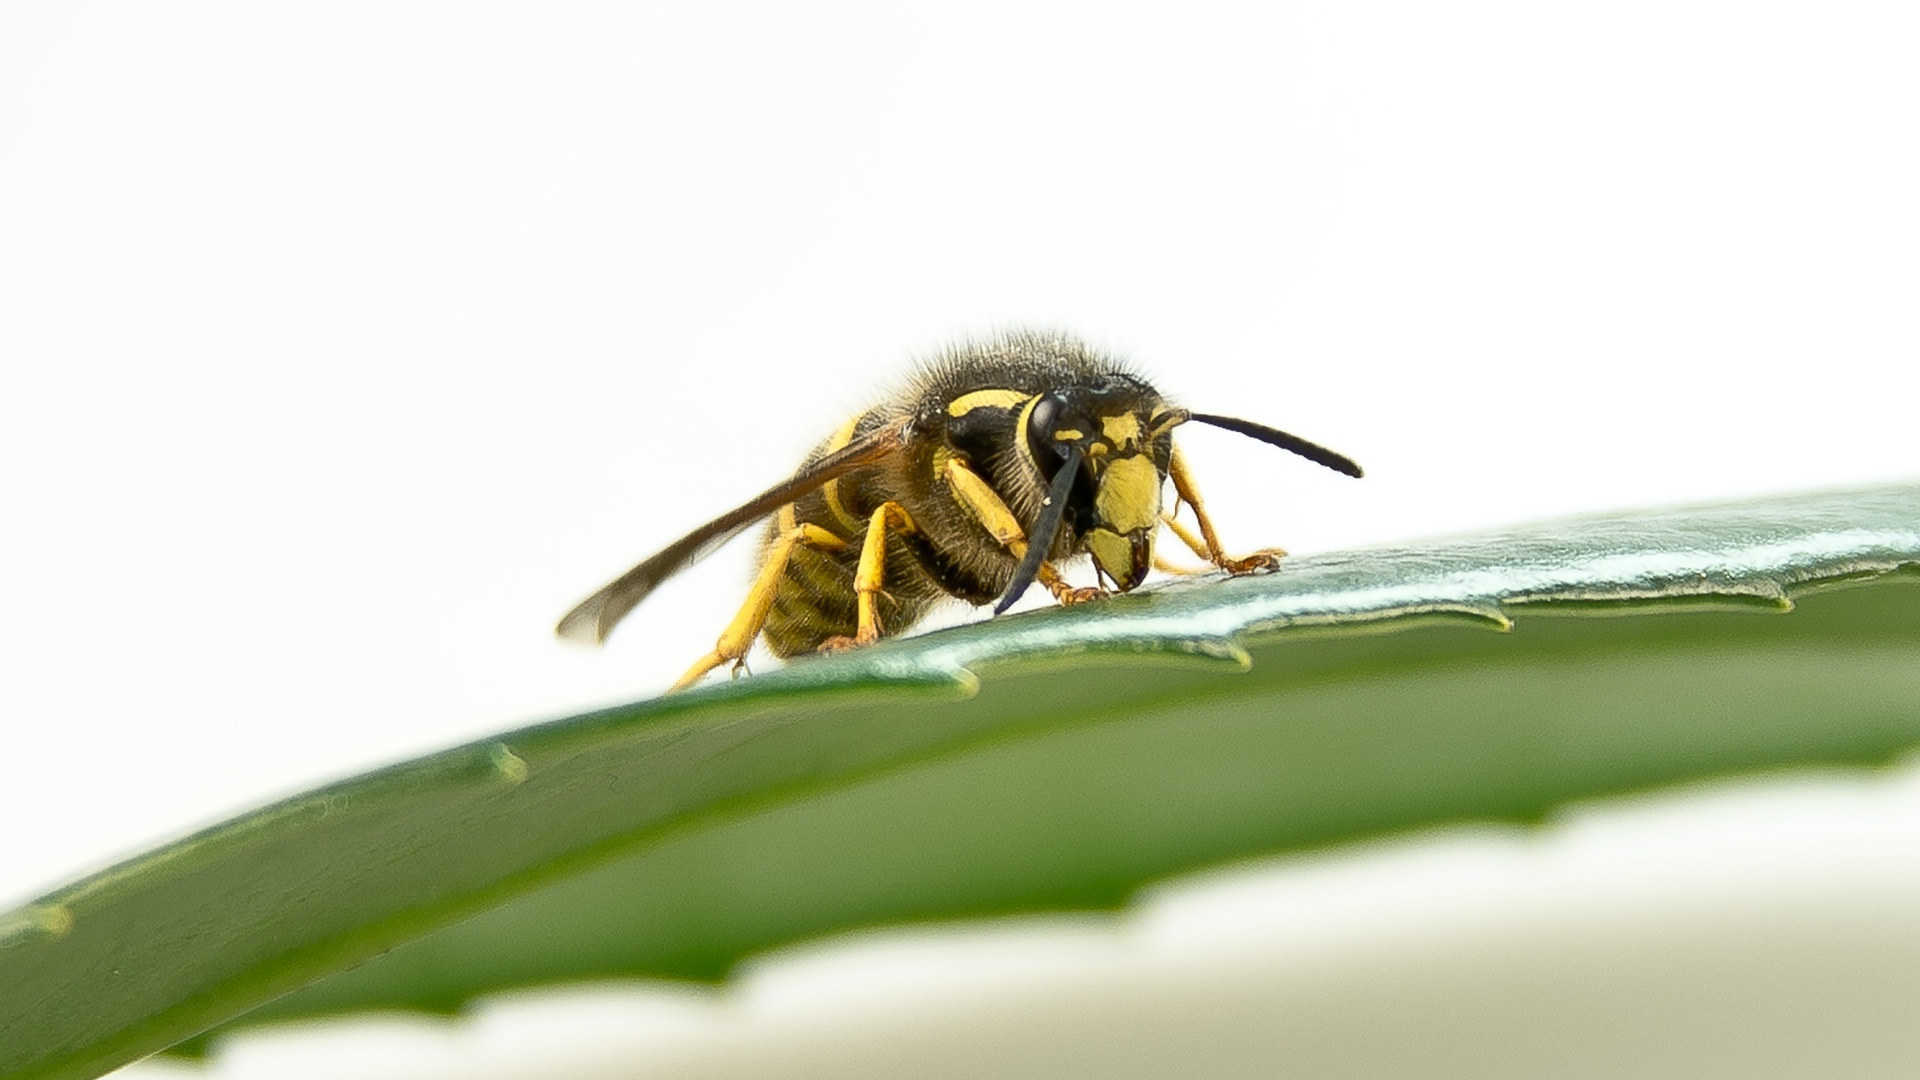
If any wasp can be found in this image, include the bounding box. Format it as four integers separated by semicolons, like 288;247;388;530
558;330;1362;690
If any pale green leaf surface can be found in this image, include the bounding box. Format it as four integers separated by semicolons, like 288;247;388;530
3;484;1918;1080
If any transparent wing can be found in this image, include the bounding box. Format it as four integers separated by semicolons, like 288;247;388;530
555;419;908;644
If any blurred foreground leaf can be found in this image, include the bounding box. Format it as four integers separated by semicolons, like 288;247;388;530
3;483;1918;1080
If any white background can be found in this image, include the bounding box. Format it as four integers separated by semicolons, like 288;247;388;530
3;1;1918;1075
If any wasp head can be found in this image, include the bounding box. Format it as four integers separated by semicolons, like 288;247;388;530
1021;382;1181;592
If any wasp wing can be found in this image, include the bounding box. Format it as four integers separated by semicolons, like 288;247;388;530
556;418;908;645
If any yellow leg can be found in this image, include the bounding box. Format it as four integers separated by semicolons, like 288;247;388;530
1168;442;1287;574
1152;513;1212;575
1153;552;1200;575
945;459;1102;605
1162;513;1210;561
1035;563;1099;604
820;502;916;650
671;515;848;691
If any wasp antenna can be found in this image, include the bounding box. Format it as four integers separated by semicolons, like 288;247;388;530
993;445;1085;615
1187;413;1363;478
1147;407;1192;438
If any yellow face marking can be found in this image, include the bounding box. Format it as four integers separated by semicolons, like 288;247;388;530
1094;455;1161;534
946;389;1031;417
1099;413;1143;448
1053;428;1084;441
1085;527;1150;591
1147;409;1187;438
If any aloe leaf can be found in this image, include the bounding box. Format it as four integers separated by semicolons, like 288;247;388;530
3;483;1918;1080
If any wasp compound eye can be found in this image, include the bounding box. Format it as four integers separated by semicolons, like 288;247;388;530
1025;393;1075;476
1026;393;1060;441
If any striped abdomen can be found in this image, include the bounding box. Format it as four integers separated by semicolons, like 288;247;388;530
758;414;943;657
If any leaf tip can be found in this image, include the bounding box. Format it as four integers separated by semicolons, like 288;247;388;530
1189;635;1254;670
1429;603;1514;632
943;665;983;699
1475;605;1516;632
1;903;75;943
488;744;531;785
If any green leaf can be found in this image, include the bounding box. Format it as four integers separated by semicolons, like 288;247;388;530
4;483;1918;1080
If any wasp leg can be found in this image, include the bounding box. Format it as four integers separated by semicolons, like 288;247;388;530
671;514;849;691
1152;513;1214;575
944;459;1103;605
818;501;916;651
1168;442;1287;574
1153;553;1204;576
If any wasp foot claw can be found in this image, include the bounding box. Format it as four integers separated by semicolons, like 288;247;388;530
1218;549;1285;575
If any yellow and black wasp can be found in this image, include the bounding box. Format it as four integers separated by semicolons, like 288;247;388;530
558;330;1362;690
